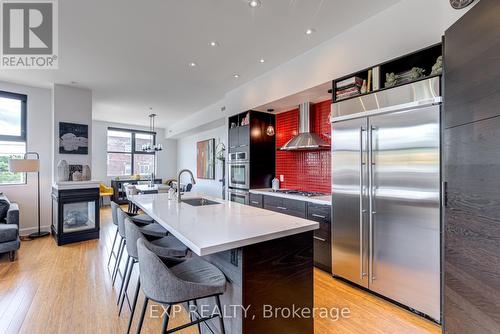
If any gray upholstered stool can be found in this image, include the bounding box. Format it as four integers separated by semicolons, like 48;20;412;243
122;221;188;334
136;238;227;334
107;201;121;267
129;213;154;225
137;222;168;238
112;207;128;285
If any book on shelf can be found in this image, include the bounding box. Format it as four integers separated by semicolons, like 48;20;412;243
372;67;380;91
336;76;363;89
336;86;361;100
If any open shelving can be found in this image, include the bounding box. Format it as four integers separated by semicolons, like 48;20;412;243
332;43;443;103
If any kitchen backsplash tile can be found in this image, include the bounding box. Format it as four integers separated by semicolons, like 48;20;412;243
276;99;331;194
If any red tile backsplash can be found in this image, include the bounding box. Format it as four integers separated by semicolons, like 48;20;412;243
276;100;332;194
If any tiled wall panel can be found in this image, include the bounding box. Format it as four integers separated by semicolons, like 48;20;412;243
276;100;331;194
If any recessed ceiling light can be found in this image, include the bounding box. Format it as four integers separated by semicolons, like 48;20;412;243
305;28;316;35
189;62;197;67
248;0;261;8
233;74;240;79
209;41;219;47
259;59;265;63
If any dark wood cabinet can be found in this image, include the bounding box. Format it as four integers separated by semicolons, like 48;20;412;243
228;111;275;189
444;0;500;129
307;203;332;272
263;195;306;218
261;194;332;273
444;1;500;332
229;128;239;151
228;125;250;153
249;193;263;208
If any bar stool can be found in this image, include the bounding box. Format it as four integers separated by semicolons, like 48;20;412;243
118;218;189;315
112;207;169;285
112;207;128;285
107;201;121;267
136;238;227;334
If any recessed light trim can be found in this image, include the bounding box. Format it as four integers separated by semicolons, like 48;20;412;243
248;0;261;8
189;62;197;67
233;74;240;79
209;41;219;47
259;58;265;63
305;28;316;35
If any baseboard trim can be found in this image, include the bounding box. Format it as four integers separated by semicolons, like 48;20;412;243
19;225;52;237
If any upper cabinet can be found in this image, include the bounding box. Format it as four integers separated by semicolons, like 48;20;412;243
228;110;276;189
228;112;251;152
444;0;500;129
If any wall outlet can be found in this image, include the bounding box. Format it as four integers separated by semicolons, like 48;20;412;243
279;175;284;182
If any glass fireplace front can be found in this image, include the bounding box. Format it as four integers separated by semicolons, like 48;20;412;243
62;201;96;233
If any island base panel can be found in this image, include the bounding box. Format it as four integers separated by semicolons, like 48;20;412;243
199;231;314;334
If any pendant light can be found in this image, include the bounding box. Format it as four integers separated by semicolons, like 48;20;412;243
266;109;275;136
142;111;163;152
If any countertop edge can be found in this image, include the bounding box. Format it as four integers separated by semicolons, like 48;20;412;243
250;189;332;205
131;196;319;257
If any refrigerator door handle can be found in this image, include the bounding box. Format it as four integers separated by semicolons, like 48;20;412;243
359;126;367;280
369;125;377;283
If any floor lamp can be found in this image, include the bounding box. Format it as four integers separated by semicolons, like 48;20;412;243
9;152;49;238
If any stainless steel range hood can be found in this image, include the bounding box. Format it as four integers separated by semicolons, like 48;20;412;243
280;102;330;151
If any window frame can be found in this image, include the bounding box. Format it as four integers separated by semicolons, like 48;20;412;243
0;90;28;186
0;90;27;142
106;127;157;177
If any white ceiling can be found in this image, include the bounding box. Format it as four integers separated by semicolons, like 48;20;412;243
254;81;332;114
0;0;400;129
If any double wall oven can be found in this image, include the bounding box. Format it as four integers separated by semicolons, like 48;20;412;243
228;151;250;204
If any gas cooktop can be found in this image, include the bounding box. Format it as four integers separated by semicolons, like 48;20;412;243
272;189;327;197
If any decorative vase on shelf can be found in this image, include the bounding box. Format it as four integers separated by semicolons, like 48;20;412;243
82;165;91;181
57;160;69;182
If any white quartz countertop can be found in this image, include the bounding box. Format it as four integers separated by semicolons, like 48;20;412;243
130;193;319;256
250;189;332;205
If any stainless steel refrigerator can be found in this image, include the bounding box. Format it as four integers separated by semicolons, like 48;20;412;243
331;77;441;322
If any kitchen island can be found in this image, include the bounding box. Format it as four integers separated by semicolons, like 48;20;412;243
130;192;318;334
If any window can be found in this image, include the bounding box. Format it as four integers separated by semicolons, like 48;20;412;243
106;128;156;177
0;91;27;185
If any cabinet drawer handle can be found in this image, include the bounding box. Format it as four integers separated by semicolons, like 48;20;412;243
313;236;327;242
277;206;287;210
312;214;326;219
229;146;237;149
251;201;260;205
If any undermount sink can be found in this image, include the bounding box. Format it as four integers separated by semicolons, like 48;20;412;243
182;198;221;207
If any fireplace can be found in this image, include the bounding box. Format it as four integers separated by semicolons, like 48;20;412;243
51;185;100;245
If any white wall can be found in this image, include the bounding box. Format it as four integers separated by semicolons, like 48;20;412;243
176;125;226;198
0;81;52;235
166;0;471;138
92;120;177;185
53;84;93;180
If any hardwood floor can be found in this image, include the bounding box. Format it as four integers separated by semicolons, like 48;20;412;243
0;207;441;334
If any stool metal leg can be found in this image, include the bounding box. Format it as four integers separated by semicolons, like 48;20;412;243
161;305;171;333
136;297;149;334
191;300;201;334
126;278;141;334
107;228;119;267
112;238;125;285
119;259;136;315
215;295;226;334
118;256;132;305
